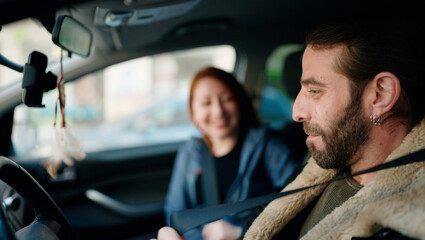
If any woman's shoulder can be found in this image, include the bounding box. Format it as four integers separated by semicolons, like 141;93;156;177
245;124;268;136
240;125;286;152
245;124;282;141
179;137;205;151
174;137;206;167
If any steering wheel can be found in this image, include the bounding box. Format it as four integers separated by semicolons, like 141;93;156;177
0;156;79;240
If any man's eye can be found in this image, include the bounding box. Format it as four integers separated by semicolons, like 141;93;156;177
309;90;319;95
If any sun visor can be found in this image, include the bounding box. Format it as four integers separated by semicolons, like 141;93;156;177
94;0;200;27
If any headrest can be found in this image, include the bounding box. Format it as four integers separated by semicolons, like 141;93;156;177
282;50;303;99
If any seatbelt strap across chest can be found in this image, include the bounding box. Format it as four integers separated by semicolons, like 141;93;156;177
171;148;425;235
201;143;220;206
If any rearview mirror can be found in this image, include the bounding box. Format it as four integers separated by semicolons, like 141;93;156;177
52;15;92;57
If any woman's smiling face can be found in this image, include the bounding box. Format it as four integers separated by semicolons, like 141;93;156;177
191;76;240;142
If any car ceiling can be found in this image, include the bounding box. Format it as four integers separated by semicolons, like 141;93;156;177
2;0;418;56
69;0;317;52
48;0;405;53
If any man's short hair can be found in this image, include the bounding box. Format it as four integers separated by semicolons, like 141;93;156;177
305;16;425;127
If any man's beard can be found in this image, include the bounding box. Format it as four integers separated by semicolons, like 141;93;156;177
303;100;370;169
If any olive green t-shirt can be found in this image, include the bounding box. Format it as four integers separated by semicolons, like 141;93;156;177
299;170;363;238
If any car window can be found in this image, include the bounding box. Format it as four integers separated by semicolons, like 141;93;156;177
0;18;62;89
12;45;236;159
259;44;304;130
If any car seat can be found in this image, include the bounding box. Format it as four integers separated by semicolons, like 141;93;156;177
280;50;308;160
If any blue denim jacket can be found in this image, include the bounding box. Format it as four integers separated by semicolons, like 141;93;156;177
164;125;301;239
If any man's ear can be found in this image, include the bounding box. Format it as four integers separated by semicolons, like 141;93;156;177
367;72;401;117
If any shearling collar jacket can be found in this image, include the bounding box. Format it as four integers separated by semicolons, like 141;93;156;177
244;119;425;240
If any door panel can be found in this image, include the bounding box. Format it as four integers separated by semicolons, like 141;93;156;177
17;143;178;239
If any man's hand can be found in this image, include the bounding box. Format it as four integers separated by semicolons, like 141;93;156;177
151;226;184;240
202;220;242;240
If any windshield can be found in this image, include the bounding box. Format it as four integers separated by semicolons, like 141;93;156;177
0;18;62;89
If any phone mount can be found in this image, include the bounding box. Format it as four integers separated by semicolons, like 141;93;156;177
21;51;57;107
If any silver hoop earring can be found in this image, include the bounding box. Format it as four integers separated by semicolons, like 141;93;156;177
370;113;382;126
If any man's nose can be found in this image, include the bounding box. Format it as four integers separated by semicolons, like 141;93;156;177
292;92;310;122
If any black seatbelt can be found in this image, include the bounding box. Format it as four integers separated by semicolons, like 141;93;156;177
201;142;220;206
171;148;425;235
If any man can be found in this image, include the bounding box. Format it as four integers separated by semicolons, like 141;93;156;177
244;16;425;240
154;16;425;240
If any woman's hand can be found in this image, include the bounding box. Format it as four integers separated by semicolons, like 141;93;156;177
202;220;242;240
151;227;184;240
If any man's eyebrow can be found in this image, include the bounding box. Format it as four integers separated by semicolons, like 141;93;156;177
300;78;327;87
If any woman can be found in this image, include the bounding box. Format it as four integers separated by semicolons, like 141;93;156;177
164;67;300;240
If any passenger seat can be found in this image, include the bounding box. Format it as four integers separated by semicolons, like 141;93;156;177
279;50;308;163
